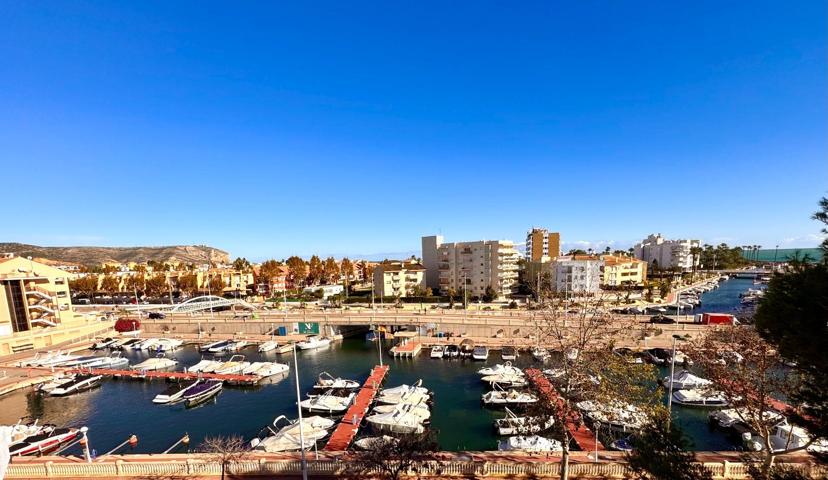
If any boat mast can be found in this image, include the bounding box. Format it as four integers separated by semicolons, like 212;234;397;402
292;343;308;480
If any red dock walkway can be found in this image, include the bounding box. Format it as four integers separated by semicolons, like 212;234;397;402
525;368;605;452
67;368;261;384
323;364;390;451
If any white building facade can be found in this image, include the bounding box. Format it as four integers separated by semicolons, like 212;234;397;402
633;234;699;272
553;256;604;294
422;236;520;299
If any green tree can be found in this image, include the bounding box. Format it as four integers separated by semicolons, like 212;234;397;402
813;196;828;258
481;285;497;303
232;257;251;272
257;259;283;295
626;415;713;480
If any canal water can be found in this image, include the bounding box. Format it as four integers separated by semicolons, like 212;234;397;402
0;278;757;456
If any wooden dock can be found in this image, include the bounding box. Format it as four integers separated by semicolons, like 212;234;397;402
67;368;262;385
323;364;389;451
525;368;605;452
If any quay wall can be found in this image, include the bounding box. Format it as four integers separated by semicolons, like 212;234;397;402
6;453;823;479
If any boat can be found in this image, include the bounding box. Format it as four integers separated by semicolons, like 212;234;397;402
258;340;279;352
372;402;431;421
133;338;161;351
60;355;109;368
501;346;517;361
91;337;118;350
671;389;729;408
5;419;55;444
709;408;783;430
376;387;431;406
610;436;635;452
299;390;355;414
213;355;249;374
19;350;80;368
250;415;335;452
769;420;828;453
209;340;248;354
49;374;104;396
472;346;489;361
444;345;460;358
459;339;475;358
131;354;178;371
182;380;223;407
242;362;270;375
478;362;522;376
314;372;360;390
252;362;290;377
153;380;199;404
576;400;648;432
154;338;184;352
297;336;332;350
353;436;398;450
482;386;538;406
187;358;222;373
9;427;82;456
531;346;550;361
497;435;563;452
113;338;141;350
661;370;711;390
201;339;232;353
430;345;445;359
37;374;75;394
274;343;294;354
494;407;553;435
366;408;426;434
481;373;527;388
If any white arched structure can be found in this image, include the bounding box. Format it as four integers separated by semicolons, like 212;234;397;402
169;295;256;313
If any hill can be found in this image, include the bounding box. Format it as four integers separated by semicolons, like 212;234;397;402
0;243;230;267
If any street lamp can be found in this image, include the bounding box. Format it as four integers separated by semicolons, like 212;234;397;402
666;334;691;429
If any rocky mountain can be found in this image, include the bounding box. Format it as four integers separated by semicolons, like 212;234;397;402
0;242;229;267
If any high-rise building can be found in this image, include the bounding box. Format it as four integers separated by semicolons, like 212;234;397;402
633;234;699;272
422;236;520;299
421;235;444;290
553;255;603;294
525;228;561;262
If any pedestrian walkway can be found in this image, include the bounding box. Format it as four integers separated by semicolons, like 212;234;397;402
323;364;389;451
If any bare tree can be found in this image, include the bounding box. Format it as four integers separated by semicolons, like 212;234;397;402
198;435;249;480
345;432;439;480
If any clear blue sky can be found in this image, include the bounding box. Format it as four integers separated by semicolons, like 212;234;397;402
2;1;826;260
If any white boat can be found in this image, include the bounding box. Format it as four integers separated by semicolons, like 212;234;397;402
154;338;184;352
314;372;360;390
430;345;445;359
252;362;290;377
133;338;161;351
258;340;279;353
709;408;783;429
242;362;269;375
501;346;517;361
472;346;489;361
187;359;222;373
209;340;247;354
482;387;538;406
531;346;550;361
494;407;553;436
182;380;223;407
131;354;178;371
297;336;332;350
353;436;398;450
376;381;430;405
37;374;76;394
91;338;118;350
661;370;711;390
5;419;54;444
478;362;522;376
481;373;527;388
366;408;426;434
372;402;431;421
576;400;648;432
250;415;335;452
50;374;104;396
769;420;828;453
20;351;81;368
299;391;355;414
153;380;200;404
380;380;429;397
201;339;232;353
213;355;249;374
498;435;563;452
671;389;729;408
86;352;129;369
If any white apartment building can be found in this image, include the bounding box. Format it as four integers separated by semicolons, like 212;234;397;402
422;236;520;299
633;234;699;272
372;262;426;298
553;256;603;294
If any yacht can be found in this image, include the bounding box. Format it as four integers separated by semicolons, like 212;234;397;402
153;380;199;404
242;362;270;375
472;346;489;361
9;427;82;456
133;338;161;351
478;362;522;376
5;419;54;445
251;362;290;377
494;407;553;436
501;346;517;361
113;338;142;350
481;387;538;407
213;355;249;374
299;391;355;414
297;336;332;350
250;415;334;452
576;400;648;432
661;370;711;390
430;345;445;359
49;374;104;396
366;408;426;434
258;340;279;353
182;380;223;408
709;408;783;430
20;351;81;368
481;372;527;388
38;374;76;394
131;354;178;371
769;421;828;453
671;389;729;408
376;387;431;406
497;436;563;452
314;372;360;390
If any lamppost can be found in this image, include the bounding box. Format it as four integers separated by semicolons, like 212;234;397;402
666;334;690;429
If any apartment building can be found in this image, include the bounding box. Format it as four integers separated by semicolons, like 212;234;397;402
633;234;699;272
422;236;520;299
372;261;426;298
525;228;561;262
553;255;603;294
600;255;648;287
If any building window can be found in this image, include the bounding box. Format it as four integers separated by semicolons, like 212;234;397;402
5;281;30;333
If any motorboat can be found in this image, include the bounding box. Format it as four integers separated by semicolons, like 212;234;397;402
314;372;360;390
37;374;76;394
153;380;199;404
299;391;355;414
482;387;538;407
531;346;550;361
501;346;517;361
671;389;729;408
5;419;55;444
444;344;460;358
250;415;335;452
661;370;711;390
372;402;431;421
274;343;294;354
209;340;247;354
459;340;475;358
182;380;223;407
497;435;563;452
494;407;553;436
430;345;445;359
113;338;142;350
709;408;783;430
353;436;398;450
242;362;270;375
366;408;426;434
82;352;129;369
133;338;161;351
201;339;232;353
213;355;249;374
258;340;279;353
644;348;670;365
769;420;828;453
19;350;80;368
187;358;222;373
576;400;648;432
613;348;644;364
610;436;635;452
91;337;118;350
478;362;522;376
376;381;431;405
50;374;104;396
297;336;332;350
60;355;109;368
481;372;527;388
472;346;489;361
9;427;82;456
131;354;178;371
154;338;184;352
252;362;290;377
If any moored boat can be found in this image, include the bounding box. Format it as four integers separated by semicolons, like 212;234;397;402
9;427;82;456
153;380;199;404
494;407;553;436
314;372;360;390
671;389;729;408
297;336;332;350
497;435;563;452
366;408;426;434
472;346;489;361
299;390;355;414
661;370;711;390
49;374;103;397
131;354;178;372
501;346;517;361
482;386;538;407
478;362;522;377
258;340;279;352
182;380;223;407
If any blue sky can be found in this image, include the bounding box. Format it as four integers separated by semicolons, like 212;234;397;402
2;1;826;260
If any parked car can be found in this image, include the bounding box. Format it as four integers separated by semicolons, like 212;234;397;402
650;315;676;324
148;312;166;320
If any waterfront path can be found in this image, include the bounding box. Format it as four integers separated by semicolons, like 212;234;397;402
525;368;604;452
323;364;389;451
